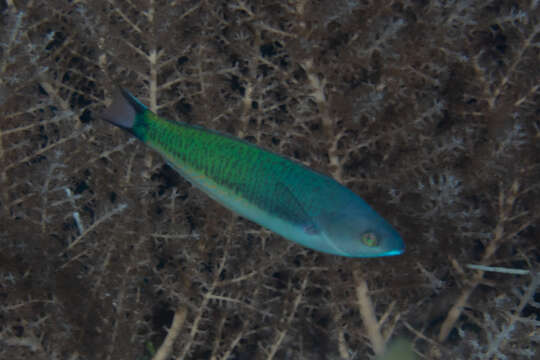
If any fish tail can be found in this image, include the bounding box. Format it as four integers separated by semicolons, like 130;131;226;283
101;88;148;130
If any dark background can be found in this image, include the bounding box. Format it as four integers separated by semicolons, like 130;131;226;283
0;0;539;359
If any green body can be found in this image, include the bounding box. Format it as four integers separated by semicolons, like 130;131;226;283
135;111;335;223
103;89;404;257
134;111;337;246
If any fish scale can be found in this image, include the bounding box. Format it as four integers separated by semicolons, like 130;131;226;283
141;113;314;221
102;88;405;257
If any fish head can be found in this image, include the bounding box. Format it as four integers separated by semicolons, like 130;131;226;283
316;203;404;258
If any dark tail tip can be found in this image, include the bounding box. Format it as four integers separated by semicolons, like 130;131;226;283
101;88;148;129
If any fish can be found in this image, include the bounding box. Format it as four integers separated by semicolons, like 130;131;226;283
101;88;404;257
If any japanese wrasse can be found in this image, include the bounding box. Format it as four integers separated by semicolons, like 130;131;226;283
102;88;404;257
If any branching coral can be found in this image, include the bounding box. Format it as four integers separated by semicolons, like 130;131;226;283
1;0;538;359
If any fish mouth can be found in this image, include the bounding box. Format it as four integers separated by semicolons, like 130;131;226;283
380;248;404;256
379;238;405;257
319;229;405;258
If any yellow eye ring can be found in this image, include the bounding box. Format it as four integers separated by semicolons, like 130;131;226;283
361;232;379;247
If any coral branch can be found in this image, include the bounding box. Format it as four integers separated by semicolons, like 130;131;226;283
152;307;188;360
65;203;128;250
355;273;385;356
438;180;525;342
266;274;309;360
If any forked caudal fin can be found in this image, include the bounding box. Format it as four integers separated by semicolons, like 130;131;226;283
101;88;148;130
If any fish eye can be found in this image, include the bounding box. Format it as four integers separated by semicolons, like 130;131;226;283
360;232;379;247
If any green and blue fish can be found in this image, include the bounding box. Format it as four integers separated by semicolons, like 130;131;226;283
102;88;404;257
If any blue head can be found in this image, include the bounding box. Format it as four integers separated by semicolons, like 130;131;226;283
316;199;404;258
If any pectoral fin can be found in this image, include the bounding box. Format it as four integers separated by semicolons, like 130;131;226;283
273;182;319;235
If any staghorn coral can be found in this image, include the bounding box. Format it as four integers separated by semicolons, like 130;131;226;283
0;0;538;359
